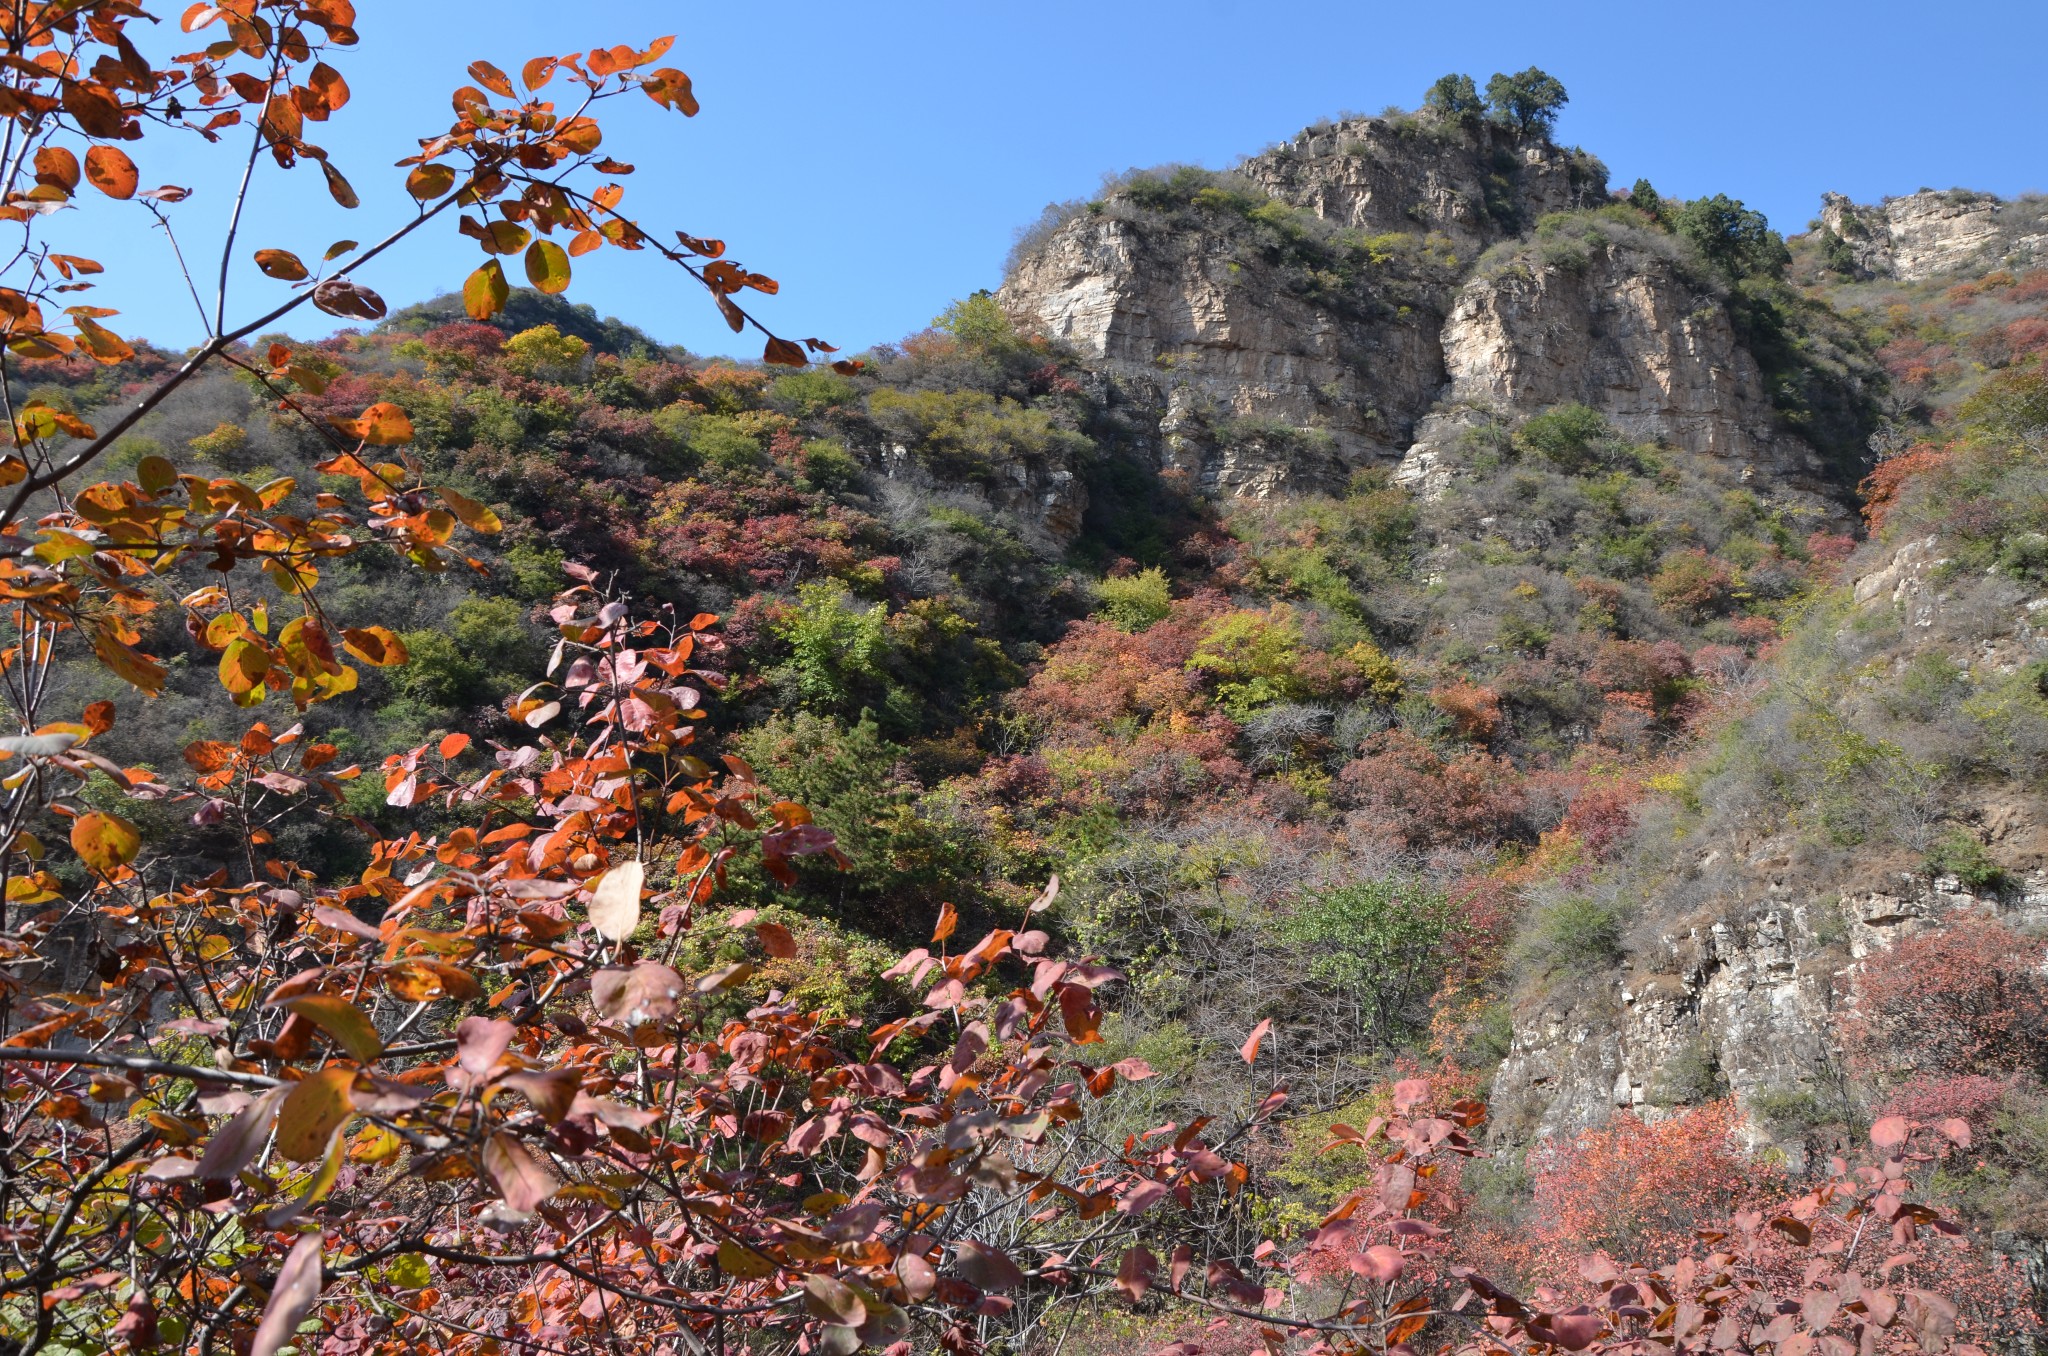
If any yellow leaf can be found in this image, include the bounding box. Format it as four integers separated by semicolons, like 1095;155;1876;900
70;812;140;873
434;485;501;533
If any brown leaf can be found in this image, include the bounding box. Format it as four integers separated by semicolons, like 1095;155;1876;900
804;1274;866;1327
483;1132;557;1211
1115;1247;1157;1302
590;962;684;1024
254;248;308;281
953;1240;1027;1292
249;1230;323;1356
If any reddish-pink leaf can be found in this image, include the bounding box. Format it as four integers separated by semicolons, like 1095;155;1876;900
1240;1017;1272;1065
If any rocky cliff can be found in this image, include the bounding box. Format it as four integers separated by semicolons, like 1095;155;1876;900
1001;112;1849;503
1404;223;1832;493
1819;188;2048;281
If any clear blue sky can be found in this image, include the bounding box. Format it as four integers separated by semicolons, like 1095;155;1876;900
62;0;2048;359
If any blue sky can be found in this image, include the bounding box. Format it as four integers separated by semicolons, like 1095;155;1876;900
63;0;2048;358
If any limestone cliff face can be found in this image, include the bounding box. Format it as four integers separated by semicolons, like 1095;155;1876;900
1235;115;1606;249
1492;858;2048;1154
1819;189;2048;281
1408;233;1827;487
998;208;1447;493
1000;113;1849;502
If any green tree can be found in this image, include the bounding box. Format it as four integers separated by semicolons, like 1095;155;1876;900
1628;178;1665;221
1674;193;1791;282
1485;66;1569;138
1423;72;1484;122
1515;403;1614;473
1278;879;1454;1044
934;290;1016;350
773;582;893;714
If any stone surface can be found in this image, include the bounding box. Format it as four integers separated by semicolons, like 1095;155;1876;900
1819;188;2047;281
1000;208;1446;482
1425;236;1825;482
1235;114;1606;249
1002;113;1841;502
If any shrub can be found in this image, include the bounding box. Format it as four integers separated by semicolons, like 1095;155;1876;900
1517;893;1625;973
1514;403;1613;473
1095;567;1174;633
501;322;590;380
1843;916;2048;1082
1522;1101;1781;1275
1649;547;1736;619
933;290;1017;350
1925;828;2007;892
1277;878;1455;1045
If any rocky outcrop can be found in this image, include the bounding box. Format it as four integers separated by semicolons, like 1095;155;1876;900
1236;114;1607;249
997;115;1617;496
1819;189;2048;282
1492;858;2048;1154
1001;112;1852;502
1412;232;1826;484
999;207;1447;486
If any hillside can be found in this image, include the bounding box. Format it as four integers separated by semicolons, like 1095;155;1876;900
11;60;2048;1356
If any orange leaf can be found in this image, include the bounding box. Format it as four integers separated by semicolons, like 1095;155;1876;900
253;248;308;281
466;60;515;98
406;163;455;201
1240;1017;1273;1065
463;260;508;319
83;146;138;200
341;626;408;666
932;901;958;944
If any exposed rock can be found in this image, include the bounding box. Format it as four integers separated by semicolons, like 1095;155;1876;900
998;117;1609;495
874;440;1086;547
1851;534;1949;627
1001;114;1859;503
1236;114;1606;249
1425;234;1827;484
1819;189;2048;281
1492;865;2048;1155
998;205;1448;483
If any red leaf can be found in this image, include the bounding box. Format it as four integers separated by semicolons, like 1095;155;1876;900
1116;1247;1158;1302
1240;1017;1272;1065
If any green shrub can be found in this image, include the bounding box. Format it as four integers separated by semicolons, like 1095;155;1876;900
1926;828;2007;892
393;597;537;712
1514;404;1613;474
1519;894;1625;973
1278;878;1454;1044
1095;567;1173;632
